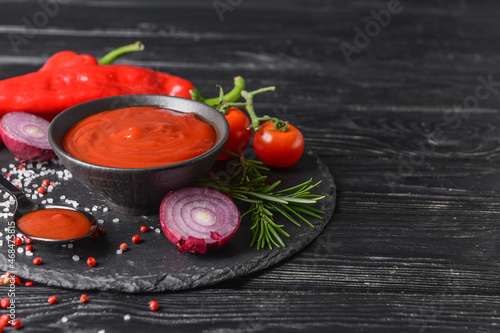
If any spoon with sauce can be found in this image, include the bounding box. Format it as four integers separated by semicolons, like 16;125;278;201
0;176;97;243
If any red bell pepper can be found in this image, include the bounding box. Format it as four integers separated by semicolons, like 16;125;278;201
0;42;194;121
0;64;195;120
0;42;244;121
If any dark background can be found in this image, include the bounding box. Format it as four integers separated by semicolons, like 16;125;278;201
0;0;499;332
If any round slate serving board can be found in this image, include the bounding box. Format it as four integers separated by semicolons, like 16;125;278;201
0;148;335;292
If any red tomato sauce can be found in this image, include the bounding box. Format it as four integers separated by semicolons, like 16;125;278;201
63;106;217;168
17;208;91;240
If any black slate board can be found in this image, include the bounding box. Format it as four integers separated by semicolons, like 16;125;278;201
0;147;335;292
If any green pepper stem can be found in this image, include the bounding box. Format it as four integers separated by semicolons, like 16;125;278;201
190;76;246;106
98;41;145;65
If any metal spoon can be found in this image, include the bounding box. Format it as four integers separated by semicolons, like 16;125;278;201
0;176;98;243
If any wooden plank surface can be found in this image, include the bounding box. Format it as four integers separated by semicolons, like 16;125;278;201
0;0;500;331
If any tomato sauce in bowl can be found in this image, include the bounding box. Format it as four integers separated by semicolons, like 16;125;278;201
63;106;217;168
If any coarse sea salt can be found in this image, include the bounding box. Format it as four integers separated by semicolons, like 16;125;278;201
123;314;131;321
61;316;68;323
112;218;120;223
116;249;123;255
72;255;80;261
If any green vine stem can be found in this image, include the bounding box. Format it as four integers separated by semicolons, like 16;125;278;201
220;86;289;131
190;76;246;106
98;41;145;65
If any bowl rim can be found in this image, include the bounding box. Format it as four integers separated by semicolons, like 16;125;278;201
48;94;229;172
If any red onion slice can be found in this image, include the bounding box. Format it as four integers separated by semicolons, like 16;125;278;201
160;187;241;254
0;112;55;163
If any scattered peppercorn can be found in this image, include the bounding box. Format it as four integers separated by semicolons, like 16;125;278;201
18;164;25;169
13;237;22;246
132;234;141;244
42;179;49;187
0;298;10;308
149;300;159;311
98;227;106;234
48;296;58;304
0;314;9;326
90;232;98;239
37;186;45;194
80;294;89;303
24;237;32;244
119;243;128;251
24;281;34;286
140;226;147;233
13;276;21;285
11;318;22;329
87;257;96;267
25;245;33;252
33;257;42;265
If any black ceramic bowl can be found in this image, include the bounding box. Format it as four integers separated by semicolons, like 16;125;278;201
48;95;229;215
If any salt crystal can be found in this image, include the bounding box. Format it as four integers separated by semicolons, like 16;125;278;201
98;330;105;333
92;205;98;211
8;164;14;169
47;198;53;204
112;218;119;223
31;194;37;200
149;226;155;230
72;255;79;261
3;208;8;212
0;240;3;246
84;207;90;212
47;185;53;192
103;207;108;212
60;195;66;200
25;251;33;256
155;228;161;233
61;316;68;323
67;243;73;249
1;168;6;173
123;314;131;321
27;163;33;169
116;249;123;254
17;247;23;253
61;244;67;247
41;200;47;204
97;219;104;224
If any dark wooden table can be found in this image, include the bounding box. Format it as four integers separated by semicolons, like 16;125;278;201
0;0;499;332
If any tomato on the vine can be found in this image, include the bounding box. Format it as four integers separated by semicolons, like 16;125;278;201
253;121;304;168
218;107;252;160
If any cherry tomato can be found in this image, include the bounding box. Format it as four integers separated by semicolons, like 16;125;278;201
218;107;252;160
253;121;304;168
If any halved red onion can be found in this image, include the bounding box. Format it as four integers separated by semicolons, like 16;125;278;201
160;187;241;254
0;112;55;163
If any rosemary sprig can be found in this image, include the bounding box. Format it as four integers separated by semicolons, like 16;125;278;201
199;154;325;250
